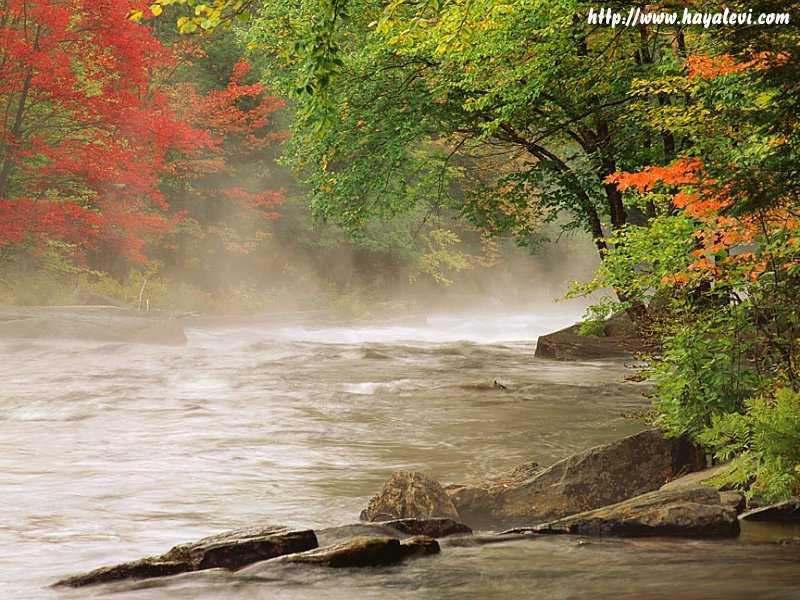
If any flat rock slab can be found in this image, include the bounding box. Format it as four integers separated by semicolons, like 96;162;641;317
534;314;644;361
446;429;705;528
740;498;800;523
55;525;318;588
506;487;740;539
360;471;460;522
659;464;746;513
275;536;440;568
659;463;730;491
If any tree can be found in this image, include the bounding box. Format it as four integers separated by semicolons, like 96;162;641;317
580;1;800;501
158;44;289;293
237;1;695;263
0;0;212;268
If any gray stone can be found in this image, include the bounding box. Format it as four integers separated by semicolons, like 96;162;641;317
54;525;317;588
534;314;644;361
506;487;740;539
380;518;472;538
315;518;470;547
276;535;439;568
447;429;705;528
659;463;730;492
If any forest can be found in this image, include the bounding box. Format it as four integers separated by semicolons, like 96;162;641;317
1;1;799;598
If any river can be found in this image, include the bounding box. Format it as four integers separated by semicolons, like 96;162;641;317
1;312;798;599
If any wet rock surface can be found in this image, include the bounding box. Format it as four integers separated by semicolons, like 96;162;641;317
316;519;471;547
54;525;318;588
379;517;472;538
506;487;740;539
534;314;644;361
274;535;440;568
360;471;460;522
446;429;705;528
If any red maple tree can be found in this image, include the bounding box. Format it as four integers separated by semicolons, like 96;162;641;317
0;0;215;265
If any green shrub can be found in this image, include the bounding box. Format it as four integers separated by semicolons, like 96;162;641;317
699;388;800;502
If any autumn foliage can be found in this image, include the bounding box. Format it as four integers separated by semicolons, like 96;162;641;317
0;0;284;268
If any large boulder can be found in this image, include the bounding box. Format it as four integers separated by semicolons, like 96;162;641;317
534;313;644;361
447;429;705;529
444;462;542;528
507;487;740;538
274;535;439;568
360;471;460;522
54;525;318;588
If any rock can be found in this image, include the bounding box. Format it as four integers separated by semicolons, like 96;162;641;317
444;462;542;528
380;518;472;538
740;498;800;523
507;487;740;539
534;313;644;361
720;491;747;514
276;535;440;568
315;523;408;547
54;525;318;588
659;464;746;514
659;463;730;492
315;519;471;547
447;429;705;529
360;471;460;522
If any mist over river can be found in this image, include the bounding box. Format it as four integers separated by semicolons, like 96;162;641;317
1;312;798;599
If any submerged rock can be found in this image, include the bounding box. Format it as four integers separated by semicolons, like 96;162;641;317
534;314;644;361
447;429;705;529
275;535;440;568
54;525;318;588
507;487;740;539
360;471;460;522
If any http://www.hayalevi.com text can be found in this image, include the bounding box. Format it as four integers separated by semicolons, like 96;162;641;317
588;6;791;28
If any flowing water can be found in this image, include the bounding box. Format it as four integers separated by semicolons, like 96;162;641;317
1;312;798;599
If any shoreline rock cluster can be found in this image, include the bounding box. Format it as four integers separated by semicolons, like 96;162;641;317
361;429;708;530
54;519;465;588
55;429;798;590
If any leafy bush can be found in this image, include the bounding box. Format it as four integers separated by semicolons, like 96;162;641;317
699;388;800;502
653;312;760;438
